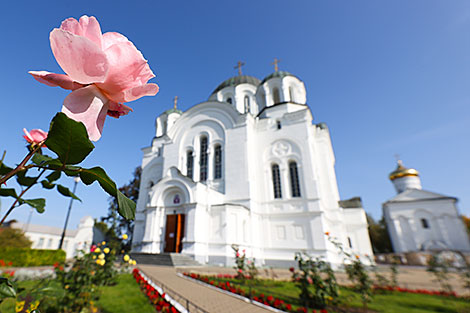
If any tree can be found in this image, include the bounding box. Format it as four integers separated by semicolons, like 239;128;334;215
101;167;141;252
367;214;393;253
0;227;32;248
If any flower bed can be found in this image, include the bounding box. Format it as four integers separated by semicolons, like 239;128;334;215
133;269;182;313
183;272;328;313
373;285;458;297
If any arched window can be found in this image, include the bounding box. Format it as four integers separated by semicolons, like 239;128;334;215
289;86;294;102
186;150;193;179
273;87;280;104
289;161;301;197
214;144;222;179
272;164;282;199
244;96;250;113
421;218;429;229
227;97;232;104
199;136;208;182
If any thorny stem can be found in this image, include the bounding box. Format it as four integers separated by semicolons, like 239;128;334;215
0;141;45;185
0;168;47;226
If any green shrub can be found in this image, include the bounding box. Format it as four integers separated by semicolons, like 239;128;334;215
0;248;65;267
0;228;32;248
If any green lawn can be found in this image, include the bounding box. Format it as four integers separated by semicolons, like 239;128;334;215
208;277;470;313
0;274;155;313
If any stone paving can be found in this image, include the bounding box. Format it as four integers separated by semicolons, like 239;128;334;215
138;265;273;313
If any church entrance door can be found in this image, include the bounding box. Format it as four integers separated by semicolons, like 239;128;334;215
164;214;185;253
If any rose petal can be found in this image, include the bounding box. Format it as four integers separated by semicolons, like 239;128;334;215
50;28;109;84
60;16;103;49
107;101;133;118
29;129;48;142
23;128;33;142
120;83;159;102
62;85;109;141
102;32;130;50
96;41;154;101
29;71;85;90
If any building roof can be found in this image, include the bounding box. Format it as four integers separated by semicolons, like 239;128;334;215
339;197;363;208
260;71;297;84
389;160;419;180
11;222;77;237
164;108;183;115
211;75;261;94
384;188;457;204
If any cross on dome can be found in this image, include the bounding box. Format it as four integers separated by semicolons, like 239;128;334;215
234;61;245;76
271;58;281;72
173;96;178;110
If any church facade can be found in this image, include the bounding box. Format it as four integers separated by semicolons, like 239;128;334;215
131;69;373;266
383;161;470;253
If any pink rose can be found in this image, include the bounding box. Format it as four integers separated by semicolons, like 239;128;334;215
30;16;159;141
23;128;48;145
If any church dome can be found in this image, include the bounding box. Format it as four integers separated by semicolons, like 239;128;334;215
260;71;297;84
211;75;260;95
389;160;419;180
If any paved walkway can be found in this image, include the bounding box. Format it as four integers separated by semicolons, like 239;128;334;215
138;265;273;313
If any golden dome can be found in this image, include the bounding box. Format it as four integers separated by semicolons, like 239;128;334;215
389;160;419;180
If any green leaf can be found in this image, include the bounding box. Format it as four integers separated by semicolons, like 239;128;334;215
0;163;13;176
117;190;136;220
16;170;37;187
31;153;54;166
0;278;16;299
45;113;95;165
57;184;81;201
41;180;55;189
0;188;18;198
79;166;135;220
23;198;46;213
79;167;116;196
46;171;61;183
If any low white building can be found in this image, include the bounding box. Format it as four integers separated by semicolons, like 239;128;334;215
383;161;470;253
132;69;374;267
12;216;99;259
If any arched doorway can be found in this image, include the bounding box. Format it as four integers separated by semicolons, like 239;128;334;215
162;190;186;253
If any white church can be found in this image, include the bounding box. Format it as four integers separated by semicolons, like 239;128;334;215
131;66;373;266
383;161;470;253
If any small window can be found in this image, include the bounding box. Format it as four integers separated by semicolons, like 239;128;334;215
200;137;208;182
276;120;282;130
38;238;44;248
227;97;232;104
348;237;353;248
273;87;280;104
244;96;250;113
47;238;53;248
214;145;222;179
186;150;194;179
421;218;429;229
272;164;282;199
289;161;301;197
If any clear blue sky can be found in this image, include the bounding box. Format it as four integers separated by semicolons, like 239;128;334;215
1;0;469;230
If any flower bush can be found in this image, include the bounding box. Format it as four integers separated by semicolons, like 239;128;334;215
0;14;158;305
291;252;339;310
